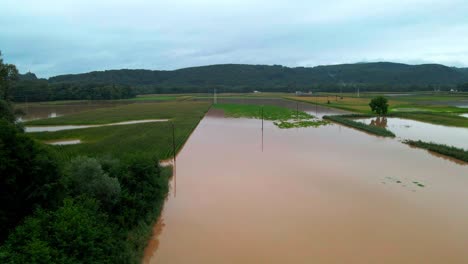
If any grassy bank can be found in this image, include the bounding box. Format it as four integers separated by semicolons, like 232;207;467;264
213;103;328;128
323;115;396;137
404;140;468;163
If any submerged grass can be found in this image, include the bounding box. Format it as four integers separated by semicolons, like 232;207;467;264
323;115;396;137
213;103;328;129
404;140;468;163
274;120;329;129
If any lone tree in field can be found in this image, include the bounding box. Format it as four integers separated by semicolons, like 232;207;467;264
369;96;389;115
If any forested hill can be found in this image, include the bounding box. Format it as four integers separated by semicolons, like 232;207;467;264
12;62;468;101
48;62;468;92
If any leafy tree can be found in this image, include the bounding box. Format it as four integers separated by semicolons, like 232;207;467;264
114;155;168;227
0;51;19;101
0;198;126;263
63;156;121;211
369;96;389;115
0;119;62;242
0;99;15;123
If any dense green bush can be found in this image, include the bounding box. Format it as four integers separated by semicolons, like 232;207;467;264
0;198;126;263
0;100;16;123
114;155;169;228
0;119;62;242
63;156;121;211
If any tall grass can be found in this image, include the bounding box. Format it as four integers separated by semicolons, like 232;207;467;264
323;115;396;137
404;140;468;163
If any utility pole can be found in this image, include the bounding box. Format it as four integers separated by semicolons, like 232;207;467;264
315;97;318;115
261;106;264;152
261;106;264;130
172;122;176;165
172;122;177;197
213;88;217;104
296;102;299;121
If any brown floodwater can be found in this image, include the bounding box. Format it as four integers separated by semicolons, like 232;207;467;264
144;103;468;264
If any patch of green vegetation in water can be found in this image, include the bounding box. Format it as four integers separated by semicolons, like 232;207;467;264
274;120;329;129
214;103;329;129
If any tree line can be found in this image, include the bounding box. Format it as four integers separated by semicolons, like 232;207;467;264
13;78;136;102
47;63;468;94
8;62;468;102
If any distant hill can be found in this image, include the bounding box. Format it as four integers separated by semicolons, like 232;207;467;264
18;72;38;81
13;62;468;102
47;62;468;93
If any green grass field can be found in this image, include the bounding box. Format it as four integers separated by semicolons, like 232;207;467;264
127;95;193;101
28;101;211;160
213;103;312;120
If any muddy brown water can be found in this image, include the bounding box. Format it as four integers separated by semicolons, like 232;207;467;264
144;104;468;264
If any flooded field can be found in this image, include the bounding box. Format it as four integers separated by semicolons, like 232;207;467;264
14;101;131;122
46;139;81;145
357;117;468;149
25;119;168;132
214;98;348;118
144;104;468;263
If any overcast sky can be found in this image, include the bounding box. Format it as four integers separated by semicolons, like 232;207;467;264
1;0;468;78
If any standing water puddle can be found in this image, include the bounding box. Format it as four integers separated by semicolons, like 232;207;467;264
25;119;169;132
46;139;81;145
144;105;468;264
356;117;468;149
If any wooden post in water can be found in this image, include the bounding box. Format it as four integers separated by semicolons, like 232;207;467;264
172;122;177;197
296;102;299;121
315;96;318;115
172;122;176;164
261;106;264;130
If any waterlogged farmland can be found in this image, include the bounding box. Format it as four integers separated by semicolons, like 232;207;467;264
15;97;468;263
145;99;468;263
356;117;468;149
26;101;211;159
